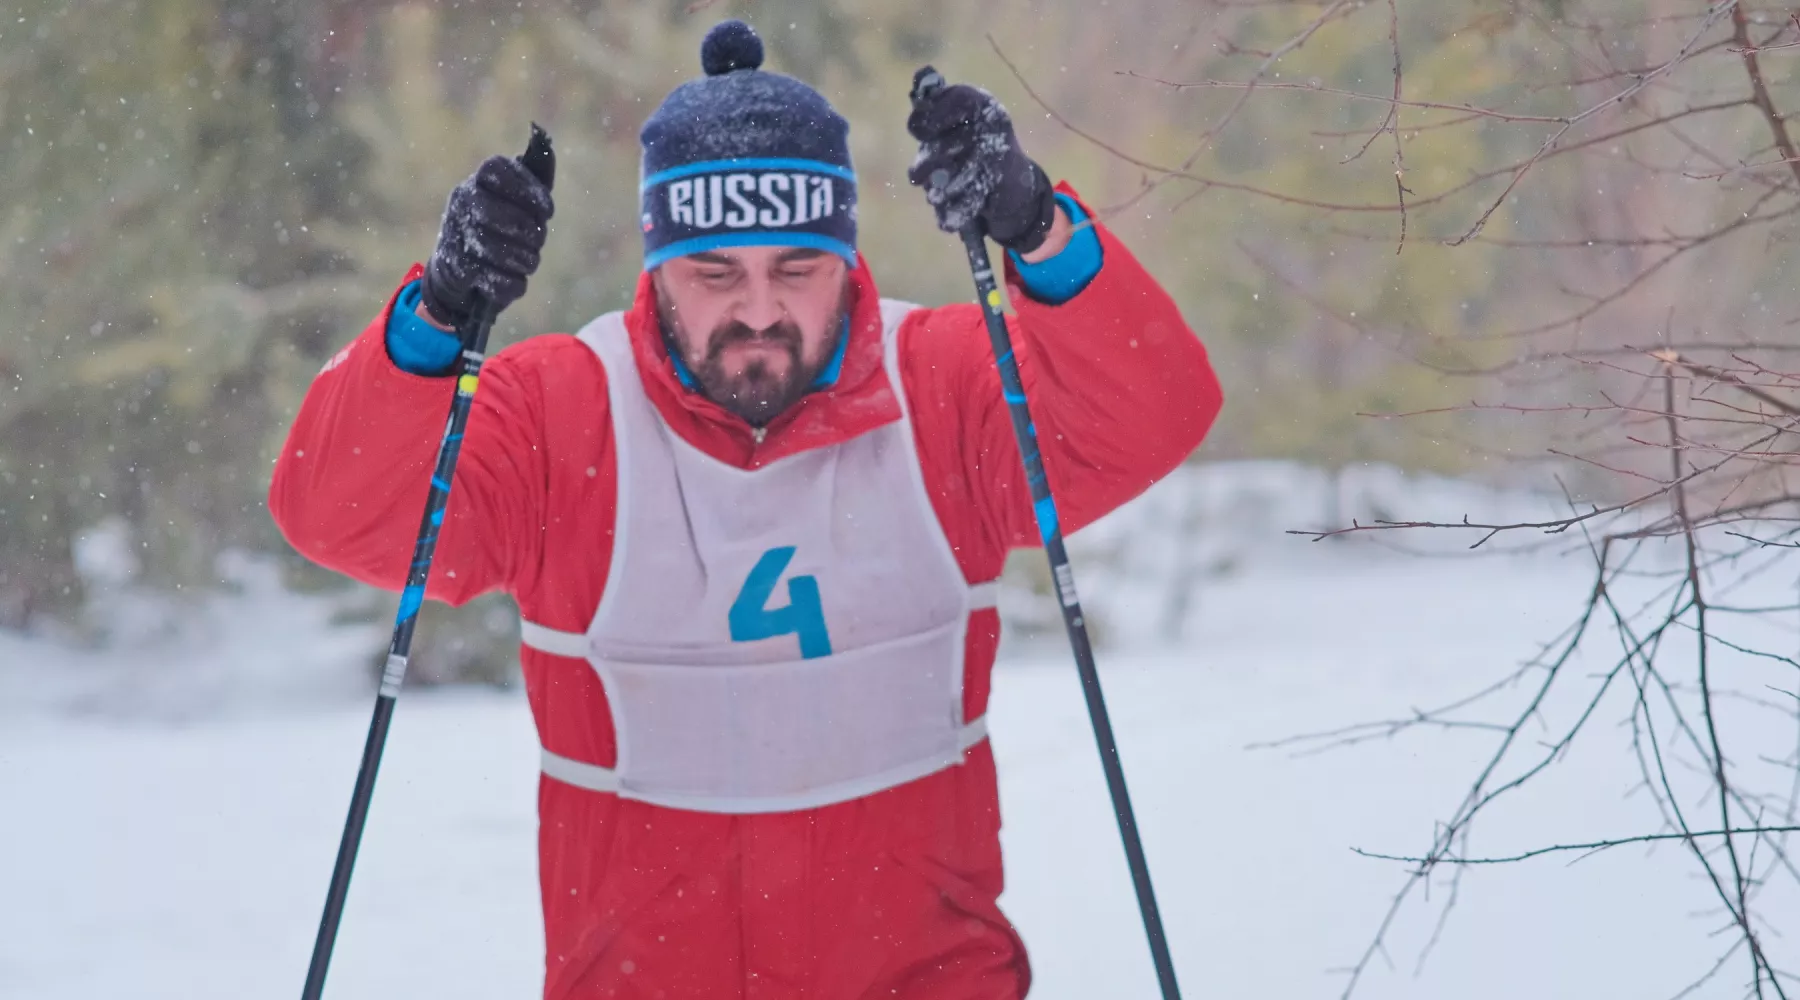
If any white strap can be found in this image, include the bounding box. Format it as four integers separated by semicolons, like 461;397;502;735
540;717;990;803
522;581;999;656
519;620;589;658
541;747;622;793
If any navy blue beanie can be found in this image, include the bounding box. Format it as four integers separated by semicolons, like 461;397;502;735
639;20;856;270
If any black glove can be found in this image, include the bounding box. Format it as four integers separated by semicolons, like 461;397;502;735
906;66;1057;255
420;143;555;330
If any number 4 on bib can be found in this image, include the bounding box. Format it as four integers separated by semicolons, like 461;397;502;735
729;546;833;659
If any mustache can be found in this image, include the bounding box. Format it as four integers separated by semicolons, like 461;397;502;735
706;319;803;361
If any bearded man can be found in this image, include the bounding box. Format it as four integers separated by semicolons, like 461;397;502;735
271;18;1221;1000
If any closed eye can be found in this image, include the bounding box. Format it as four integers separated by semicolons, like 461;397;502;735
774;249;829;280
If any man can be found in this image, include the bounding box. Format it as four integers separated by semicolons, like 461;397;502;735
271;18;1221;1000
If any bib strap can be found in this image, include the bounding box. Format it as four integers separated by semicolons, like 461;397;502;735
539;717;991;813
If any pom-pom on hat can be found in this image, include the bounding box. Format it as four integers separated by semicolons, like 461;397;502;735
638;20;856;270
700;19;763;75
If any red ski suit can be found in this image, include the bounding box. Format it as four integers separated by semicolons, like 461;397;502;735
269;185;1221;999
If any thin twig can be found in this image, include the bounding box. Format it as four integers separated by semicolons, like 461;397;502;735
1450;0;1742;245
1732;3;1800;190
1386;0;1407;254
1291;430;1779;545
1660;354;1783;998
1354;826;1800;865
1118;72;1570;124
1651;349;1800;417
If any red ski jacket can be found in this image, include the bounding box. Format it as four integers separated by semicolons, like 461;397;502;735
270;185;1221;1000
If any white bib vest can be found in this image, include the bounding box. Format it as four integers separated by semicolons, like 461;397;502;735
519;301;994;814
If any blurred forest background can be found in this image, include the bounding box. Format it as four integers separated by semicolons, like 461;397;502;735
6;0;1800;682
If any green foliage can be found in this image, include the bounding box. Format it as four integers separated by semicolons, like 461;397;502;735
0;0;367;624
10;0;1786;674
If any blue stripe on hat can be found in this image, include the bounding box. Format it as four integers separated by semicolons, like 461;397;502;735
644;231;858;271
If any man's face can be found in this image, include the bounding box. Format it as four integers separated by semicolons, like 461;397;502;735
654;246;851;427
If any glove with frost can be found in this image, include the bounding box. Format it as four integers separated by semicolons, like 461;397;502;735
420;151;555;329
906;66;1057;255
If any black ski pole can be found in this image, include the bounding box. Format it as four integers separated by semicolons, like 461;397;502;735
910;69;1184;1000
299;123;555;1000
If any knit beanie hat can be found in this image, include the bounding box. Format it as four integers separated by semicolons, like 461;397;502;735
638;20;857;270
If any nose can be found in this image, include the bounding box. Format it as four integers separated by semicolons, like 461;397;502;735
732;273;786;333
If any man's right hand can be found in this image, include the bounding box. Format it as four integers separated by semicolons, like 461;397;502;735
420;153;555;330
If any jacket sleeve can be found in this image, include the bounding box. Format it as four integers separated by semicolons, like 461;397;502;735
900;184;1223;561
268;264;552;606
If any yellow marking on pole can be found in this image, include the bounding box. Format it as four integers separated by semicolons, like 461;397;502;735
458;374;479;395
986;289;1002;309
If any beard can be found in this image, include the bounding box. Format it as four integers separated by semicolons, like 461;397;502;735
656;286;849;428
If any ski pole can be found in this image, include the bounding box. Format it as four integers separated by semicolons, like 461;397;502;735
911;67;1184;1000
957;224;1185;1000
300;123;555;1000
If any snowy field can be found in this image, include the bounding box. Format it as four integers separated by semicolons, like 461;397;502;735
3;464;1796;999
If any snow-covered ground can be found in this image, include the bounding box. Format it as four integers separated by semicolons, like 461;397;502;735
3;464;1796;999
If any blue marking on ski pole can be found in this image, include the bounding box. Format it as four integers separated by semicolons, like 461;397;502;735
1003;388;1028;404
431;508;445;526
431;476;452;492
1033;496;1060;544
996;348;1014;366
397;584;425;622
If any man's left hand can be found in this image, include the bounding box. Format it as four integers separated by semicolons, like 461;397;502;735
906;66;1059;256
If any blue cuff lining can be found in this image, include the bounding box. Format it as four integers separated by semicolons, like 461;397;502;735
386;280;462;376
1008;194;1103;306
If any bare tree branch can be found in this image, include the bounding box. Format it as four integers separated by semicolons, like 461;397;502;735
1353;826;1800;866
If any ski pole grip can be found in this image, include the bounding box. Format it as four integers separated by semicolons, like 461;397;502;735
909;68;991;255
453;124;555;353
520;122;556;191
910;65;946;105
